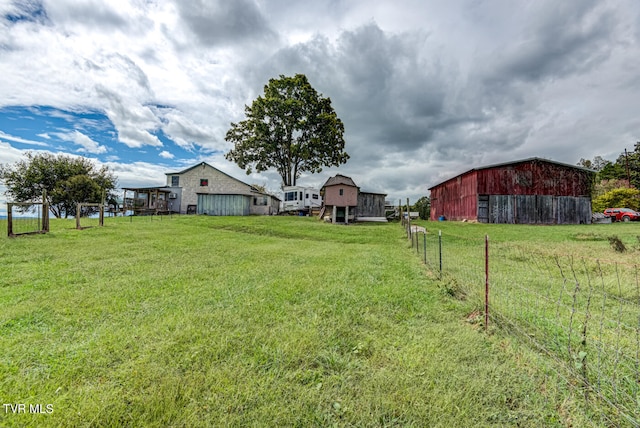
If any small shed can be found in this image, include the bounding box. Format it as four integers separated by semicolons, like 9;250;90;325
321;174;358;223
428;157;595;224
320;175;388;223
357;192;387;220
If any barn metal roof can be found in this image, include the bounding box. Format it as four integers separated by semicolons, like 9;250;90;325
428;157;596;190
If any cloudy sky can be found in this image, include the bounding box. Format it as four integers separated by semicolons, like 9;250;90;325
1;0;639;210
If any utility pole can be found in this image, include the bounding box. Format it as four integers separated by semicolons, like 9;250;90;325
624;148;631;188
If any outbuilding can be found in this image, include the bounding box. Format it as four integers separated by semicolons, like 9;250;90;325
428;157;595;224
320;174;388;223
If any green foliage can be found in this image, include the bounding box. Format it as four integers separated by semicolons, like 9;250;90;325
0;152;117;218
412;196;431;220
580;143;640;190
577;155;608;171
225;74;349;186
616;142;640;189
592;179;630;198
592;187;640;212
598;161;627;182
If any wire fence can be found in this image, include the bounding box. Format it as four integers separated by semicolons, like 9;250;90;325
402;221;640;427
6;202;49;237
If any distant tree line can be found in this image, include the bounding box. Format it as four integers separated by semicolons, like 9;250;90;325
0;152;117;218
578;142;640;211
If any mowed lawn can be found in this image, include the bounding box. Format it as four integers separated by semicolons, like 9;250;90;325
1;216;580;427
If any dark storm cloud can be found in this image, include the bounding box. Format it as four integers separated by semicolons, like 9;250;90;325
256;24;454;155
485;2;616;84
177;0;277;46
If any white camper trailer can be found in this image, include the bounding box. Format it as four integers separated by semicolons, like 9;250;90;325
281;186;322;215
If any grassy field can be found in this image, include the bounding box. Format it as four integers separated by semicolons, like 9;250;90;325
410;219;640;426
0;215;611;426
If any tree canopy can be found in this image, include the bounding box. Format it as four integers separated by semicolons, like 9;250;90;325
412;196;431;220
580;142;640;211
225;74;349;186
0;152;117;218
581;142;640;188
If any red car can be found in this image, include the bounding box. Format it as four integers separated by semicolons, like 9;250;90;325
603;208;640;222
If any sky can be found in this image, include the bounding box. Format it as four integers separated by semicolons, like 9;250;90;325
1;0;640;213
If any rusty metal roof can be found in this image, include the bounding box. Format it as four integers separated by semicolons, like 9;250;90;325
428;157;596;190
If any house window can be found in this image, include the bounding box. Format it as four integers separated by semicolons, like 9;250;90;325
171;176;179;187
312;194;319;199
200;179;208;186
254;196;268;206
339;188;344;196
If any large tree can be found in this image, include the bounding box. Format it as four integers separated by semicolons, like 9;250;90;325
412;196;431;220
0;152;117;218
225;74;349;186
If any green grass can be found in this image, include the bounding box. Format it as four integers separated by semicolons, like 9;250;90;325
0;216;594;426
411;219;640;426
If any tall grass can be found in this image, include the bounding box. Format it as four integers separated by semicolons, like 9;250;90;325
1;216;586;426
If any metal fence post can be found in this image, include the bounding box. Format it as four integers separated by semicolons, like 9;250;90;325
438;230;442;277
485;234;489;331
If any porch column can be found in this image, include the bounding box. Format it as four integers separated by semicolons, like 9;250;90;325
345;205;349;224
332;205;337;223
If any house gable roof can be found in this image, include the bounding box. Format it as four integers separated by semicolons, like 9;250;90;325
166;161;255;188
165;162;280;198
428;157;596;190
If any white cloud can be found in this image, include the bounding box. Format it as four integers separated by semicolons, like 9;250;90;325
105;161;167;188
0;131;49;147
159;150;174;159
53;130;107;154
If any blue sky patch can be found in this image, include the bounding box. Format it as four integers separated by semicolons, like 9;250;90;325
0;105;195;166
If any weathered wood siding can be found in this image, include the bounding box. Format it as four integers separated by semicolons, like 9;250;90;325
197;194;250;216
481;195;591;224
430;158;595;224
356;192;386;217
476;160;592;196
429;172;478;221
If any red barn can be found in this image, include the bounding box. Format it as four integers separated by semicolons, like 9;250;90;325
428;158;595;224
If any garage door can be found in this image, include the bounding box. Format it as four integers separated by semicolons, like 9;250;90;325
197;194;251;216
